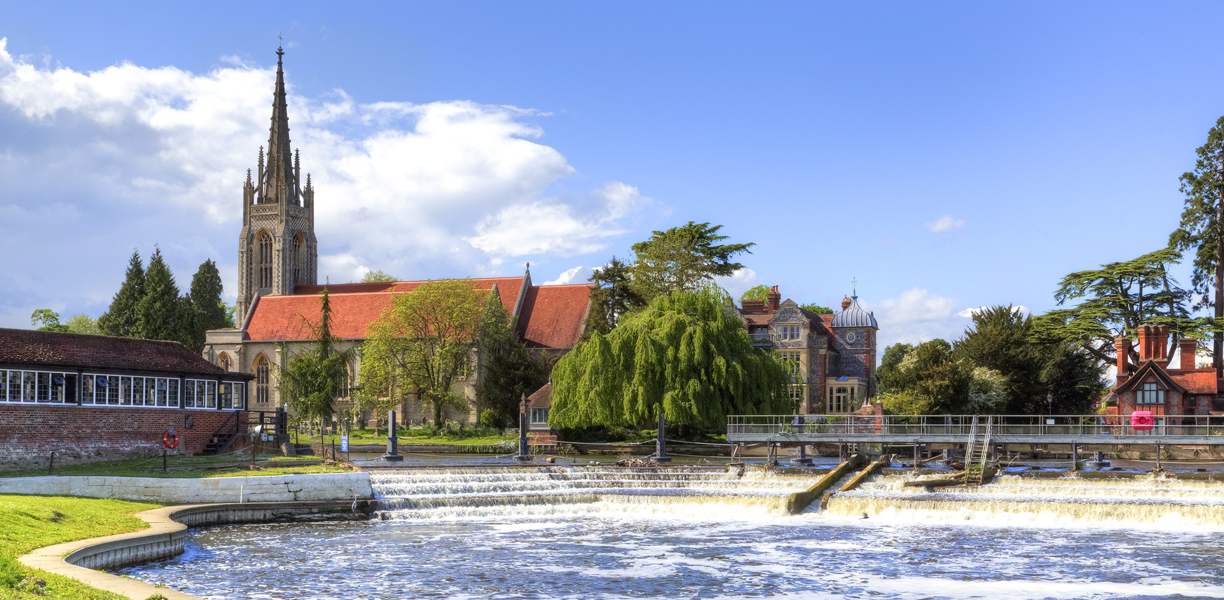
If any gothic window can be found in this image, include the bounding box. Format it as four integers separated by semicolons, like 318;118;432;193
218;353;231;371
293;234;304;285
258;232;273;288
255;355;270;404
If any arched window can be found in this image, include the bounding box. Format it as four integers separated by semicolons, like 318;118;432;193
258;232;273;289
831;386;850;414
254;355;270;404
217;353;231;371
293;234;304;285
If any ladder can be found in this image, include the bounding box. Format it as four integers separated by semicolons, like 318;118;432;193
964;415;992;486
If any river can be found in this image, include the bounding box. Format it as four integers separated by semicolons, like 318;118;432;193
120;466;1224;599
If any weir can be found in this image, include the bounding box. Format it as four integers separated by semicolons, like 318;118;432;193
370;466;823;519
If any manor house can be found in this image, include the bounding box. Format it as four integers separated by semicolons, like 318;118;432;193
738;286;879;415
201;49;592;424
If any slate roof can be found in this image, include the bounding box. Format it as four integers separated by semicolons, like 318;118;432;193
0;328;247;378
830;296;879;329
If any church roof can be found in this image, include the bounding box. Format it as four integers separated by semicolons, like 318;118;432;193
245;277;589;349
516;284;595;349
0;328;248;379
830;295;878;329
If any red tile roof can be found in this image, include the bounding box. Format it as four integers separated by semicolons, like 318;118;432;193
247;277;580;345
528;383;552;409
517;284;593;349
0;328;246;378
1171;370;1218;395
295;282;393;294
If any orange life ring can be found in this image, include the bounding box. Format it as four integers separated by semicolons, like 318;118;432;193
163;429;179;449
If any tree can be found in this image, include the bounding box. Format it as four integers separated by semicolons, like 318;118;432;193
876;343;914;395
1170;116;1224;375
360;279;486;427
279;288;356;432
740;285;770;301
475;294;551;425
955;306;1045;414
31;309;67;332
98;249;145;337
628;222;754;301
549;286;793;429
583;257;644;337
63;314;101;335
800;303;833;315
885;339;972;415
135;248;189;345
1031;248;1196;372
361;270;397;283
186;259;228;351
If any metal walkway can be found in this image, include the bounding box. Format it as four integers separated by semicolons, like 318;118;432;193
727;414;1224;446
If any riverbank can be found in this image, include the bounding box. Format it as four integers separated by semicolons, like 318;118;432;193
17;499;373;600
1;494;158;600
0;454;353;479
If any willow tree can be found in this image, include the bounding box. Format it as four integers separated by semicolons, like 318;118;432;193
360;279;485;427
279;287;355;432
549;286;792;430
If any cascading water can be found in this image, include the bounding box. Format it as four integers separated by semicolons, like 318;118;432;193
826;472;1224;527
371;466;819;519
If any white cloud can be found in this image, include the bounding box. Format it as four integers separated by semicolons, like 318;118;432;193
0;39;649;324
924;214;965;233
714;267;760;301
957;305;1029;318
544;266;586;286
869;288;963;350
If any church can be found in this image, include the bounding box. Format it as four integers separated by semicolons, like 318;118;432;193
201;49;594;424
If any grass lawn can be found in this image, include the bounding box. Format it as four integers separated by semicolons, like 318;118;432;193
0;494;160;600
0;454;353;479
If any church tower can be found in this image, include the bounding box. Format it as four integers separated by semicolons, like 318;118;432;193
236;47;317;326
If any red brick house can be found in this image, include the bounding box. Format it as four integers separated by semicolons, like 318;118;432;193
1113;324;1217;420
0;328;253;470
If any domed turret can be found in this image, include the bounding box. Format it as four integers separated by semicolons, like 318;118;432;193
831;295;878;329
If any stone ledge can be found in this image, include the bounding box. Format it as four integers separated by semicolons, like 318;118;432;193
0;471;374;503
19;499;373;600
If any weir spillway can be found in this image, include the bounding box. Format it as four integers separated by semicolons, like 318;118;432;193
370;466;822;519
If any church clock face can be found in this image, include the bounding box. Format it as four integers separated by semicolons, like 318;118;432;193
846;332;857;344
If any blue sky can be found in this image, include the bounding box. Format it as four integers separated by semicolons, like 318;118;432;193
2;2;1223;350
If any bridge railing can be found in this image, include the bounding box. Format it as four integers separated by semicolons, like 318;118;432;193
726;414;1224;439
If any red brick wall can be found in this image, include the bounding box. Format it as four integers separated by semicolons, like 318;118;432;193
0;405;248;471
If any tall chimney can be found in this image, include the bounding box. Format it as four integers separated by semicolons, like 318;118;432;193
1179;338;1198;371
1115;337;1131;386
766;285;780;314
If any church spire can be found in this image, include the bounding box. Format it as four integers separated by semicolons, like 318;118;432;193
261;46;298;205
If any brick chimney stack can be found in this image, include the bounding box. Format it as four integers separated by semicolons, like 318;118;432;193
766;285;780;314
1179;338;1198;371
1137;323;1170;364
1115;337;1131;386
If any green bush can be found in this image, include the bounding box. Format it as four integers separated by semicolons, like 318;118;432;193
480;409;505;431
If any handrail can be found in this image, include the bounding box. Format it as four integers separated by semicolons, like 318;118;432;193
727;413;1224;439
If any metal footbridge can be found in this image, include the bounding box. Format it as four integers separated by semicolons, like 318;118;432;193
726;414;1224;447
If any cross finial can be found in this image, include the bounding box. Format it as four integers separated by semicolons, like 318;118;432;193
852;278;858;298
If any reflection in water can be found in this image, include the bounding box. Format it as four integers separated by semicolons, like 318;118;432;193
121;467;1224;600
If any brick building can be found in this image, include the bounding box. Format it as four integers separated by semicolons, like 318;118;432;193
202;49;592;425
738;286;879;414
0;328;252;470
1112;323;1218;420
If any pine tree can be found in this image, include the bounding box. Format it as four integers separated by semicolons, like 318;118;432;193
98;250;146;337
136;247;188;345
186;259;228;351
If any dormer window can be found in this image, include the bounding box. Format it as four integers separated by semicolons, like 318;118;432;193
1137;381;1165;405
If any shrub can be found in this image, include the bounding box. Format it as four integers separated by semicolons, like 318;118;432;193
480;409;505;431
